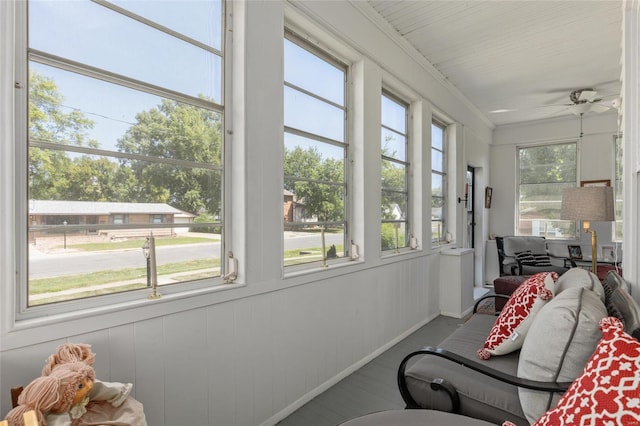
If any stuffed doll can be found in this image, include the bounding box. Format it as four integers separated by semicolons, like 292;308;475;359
38;343;146;426
4;361;95;426
41;343;95;375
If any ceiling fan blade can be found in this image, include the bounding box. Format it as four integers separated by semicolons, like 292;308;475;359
578;90;598;102
488;108;517;114
589;104;611;113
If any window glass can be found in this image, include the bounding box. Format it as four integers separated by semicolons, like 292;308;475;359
381;92;409;252
517;143;577;237
284;86;344;142
284;39;344;105
614;135;623;241
431;121;446;243
111;0;223;50
283;33;348;268
25;0;225;307
30;0;222;102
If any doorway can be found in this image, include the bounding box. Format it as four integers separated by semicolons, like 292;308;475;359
466;166;475;249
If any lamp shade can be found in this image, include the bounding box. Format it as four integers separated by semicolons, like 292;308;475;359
560;186;615;221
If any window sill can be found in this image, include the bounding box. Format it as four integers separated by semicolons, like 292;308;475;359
4;281;246;350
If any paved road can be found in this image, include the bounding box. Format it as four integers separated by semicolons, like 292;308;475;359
29;233;345;279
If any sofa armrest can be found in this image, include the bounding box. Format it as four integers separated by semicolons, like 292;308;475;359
472;293;511;314
397;346;572;410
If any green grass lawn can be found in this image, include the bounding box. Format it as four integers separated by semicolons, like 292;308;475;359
62;236;217;251
31;240;344;303
283;244;344;266
30;258;220;295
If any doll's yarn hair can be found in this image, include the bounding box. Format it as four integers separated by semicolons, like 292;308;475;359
4;362;95;426
42;343;96;375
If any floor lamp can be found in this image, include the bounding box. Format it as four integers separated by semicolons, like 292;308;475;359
560;186;615;274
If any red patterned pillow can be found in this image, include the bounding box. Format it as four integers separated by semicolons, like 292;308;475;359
478;272;557;360
530;316;640;426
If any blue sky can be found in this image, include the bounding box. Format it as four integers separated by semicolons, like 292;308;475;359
29;0;222;152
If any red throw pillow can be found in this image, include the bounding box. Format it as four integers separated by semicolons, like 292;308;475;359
478;272;557;360
532;317;640;425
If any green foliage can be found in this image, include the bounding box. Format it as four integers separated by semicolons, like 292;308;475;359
29;70;97;147
28;71;223;216
28;70;102;200
117;99;223;214
284;145;344;223
193;213;221;234
381;224;394;250
519;143;576;186
381;223;405;250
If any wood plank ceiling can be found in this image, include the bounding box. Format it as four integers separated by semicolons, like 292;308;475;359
366;0;623;126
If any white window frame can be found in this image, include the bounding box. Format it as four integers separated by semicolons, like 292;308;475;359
431;119;447;244
516;141;578;238
380;90;411;253
13;0;233;320
613;134;623;242
282;29;352;273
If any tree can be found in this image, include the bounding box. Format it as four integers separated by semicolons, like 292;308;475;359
28;70;100;200
29;70;97;148
519;143;576;217
381;135;407;220
117;99;223;215
284;145;344;224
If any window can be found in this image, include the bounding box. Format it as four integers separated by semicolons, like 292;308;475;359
431;121;446;243
21;0;226;308
517;142;577;237
112;215;126;225
614;134;623;241
283;32;348;269
381;92;410;252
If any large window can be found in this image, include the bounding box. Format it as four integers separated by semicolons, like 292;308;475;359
614;134;623;241
283;32;349;268
431;121;447;243
381;92;410;252
21;0;226;308
517;142;577;237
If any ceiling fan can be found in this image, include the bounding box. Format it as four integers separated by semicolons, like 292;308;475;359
564;88;613;115
490;87;620;116
564;88;622;139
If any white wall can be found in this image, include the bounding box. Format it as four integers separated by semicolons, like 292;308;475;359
0;2;493;425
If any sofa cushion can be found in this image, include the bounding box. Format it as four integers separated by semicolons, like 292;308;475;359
530;253;552;266
605;269;629;292
404;314;527;425
610;284;640;340
478;272;556;360
502;236;547;257
517;287;607;424
554;266;605;301
515;250;535;265
515;251;551;267
601;272;624;320
529;317;640;426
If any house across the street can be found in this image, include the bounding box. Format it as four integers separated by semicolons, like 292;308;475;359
28;199;195;242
